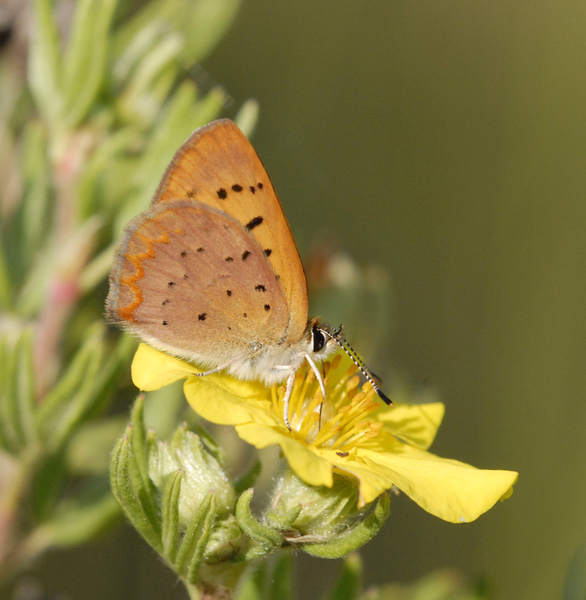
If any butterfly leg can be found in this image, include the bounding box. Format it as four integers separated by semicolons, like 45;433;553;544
191;354;248;377
280;368;296;431
304;353;327;400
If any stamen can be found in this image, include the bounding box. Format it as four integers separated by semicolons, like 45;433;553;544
271;385;280;414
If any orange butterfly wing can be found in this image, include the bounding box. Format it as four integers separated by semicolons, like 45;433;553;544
151;119;308;343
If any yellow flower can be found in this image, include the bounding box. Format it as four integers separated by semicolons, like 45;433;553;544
132;343;518;523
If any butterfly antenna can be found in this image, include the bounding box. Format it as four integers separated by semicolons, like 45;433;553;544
320;326;393;406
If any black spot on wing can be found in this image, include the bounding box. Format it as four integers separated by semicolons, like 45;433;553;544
180;251;187;257
226;290;232;296
197;247;204;253
255;284;266;292
217;188;227;199
263;249;272;257
264;304;270;311
242;250;251;260
245;216;263;231
162;320;168;325
249;186;256;194
225;256;233;262
232;184;243;192
258;182;264;189
198;313;207;321
168;281;175;287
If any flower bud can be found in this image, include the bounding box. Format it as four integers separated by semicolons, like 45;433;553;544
148;424;235;527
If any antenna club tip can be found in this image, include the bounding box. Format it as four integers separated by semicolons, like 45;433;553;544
376;389;393;406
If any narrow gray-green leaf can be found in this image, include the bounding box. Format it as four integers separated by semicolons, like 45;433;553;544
29;0;63;128
38;323;103;425
15;328;38;445
62;0;118;128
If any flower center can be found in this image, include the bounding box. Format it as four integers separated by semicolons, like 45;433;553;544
273;355;383;451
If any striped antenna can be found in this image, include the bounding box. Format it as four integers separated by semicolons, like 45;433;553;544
319;325;393;406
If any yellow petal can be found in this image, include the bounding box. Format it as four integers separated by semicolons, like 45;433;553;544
236;423;334;488
375;402;445;450
322;449;393;508
132;344;194;390
183;377;276;427
359;432;518;522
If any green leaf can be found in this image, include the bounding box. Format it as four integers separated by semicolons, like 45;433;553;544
42;325;106;451
235;99;259;138
29;0;64;128
116;30;184;127
14;327;38;445
66;416;128;475
0;225;13;310
62;0;118;128
324;554;363;600
38;324;103;425
35;491;120;548
19;120;50;271
302;494;390;559
236;562;266;600
268;553;293;600
0;331;26;451
112;0;241;65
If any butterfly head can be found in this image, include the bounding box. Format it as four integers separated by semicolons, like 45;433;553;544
312;321;393;407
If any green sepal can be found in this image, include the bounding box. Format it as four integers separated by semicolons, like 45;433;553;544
235;489;282;551
161;469;182;562
129;395;150;490
110;432;163;552
125;427;161;539
265;504;302;530
175;490;215;582
323;553;363;600
302;494;390;559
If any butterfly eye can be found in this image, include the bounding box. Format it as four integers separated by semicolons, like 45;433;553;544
312;325;326;353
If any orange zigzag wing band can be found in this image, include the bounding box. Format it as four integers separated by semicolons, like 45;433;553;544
118;231;171;322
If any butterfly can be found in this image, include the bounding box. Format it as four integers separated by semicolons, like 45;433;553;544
106;119;391;429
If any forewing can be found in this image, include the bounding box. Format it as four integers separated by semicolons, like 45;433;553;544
106;201;289;364
151;119;308;343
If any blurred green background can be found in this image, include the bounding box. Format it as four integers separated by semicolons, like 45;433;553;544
30;0;586;599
